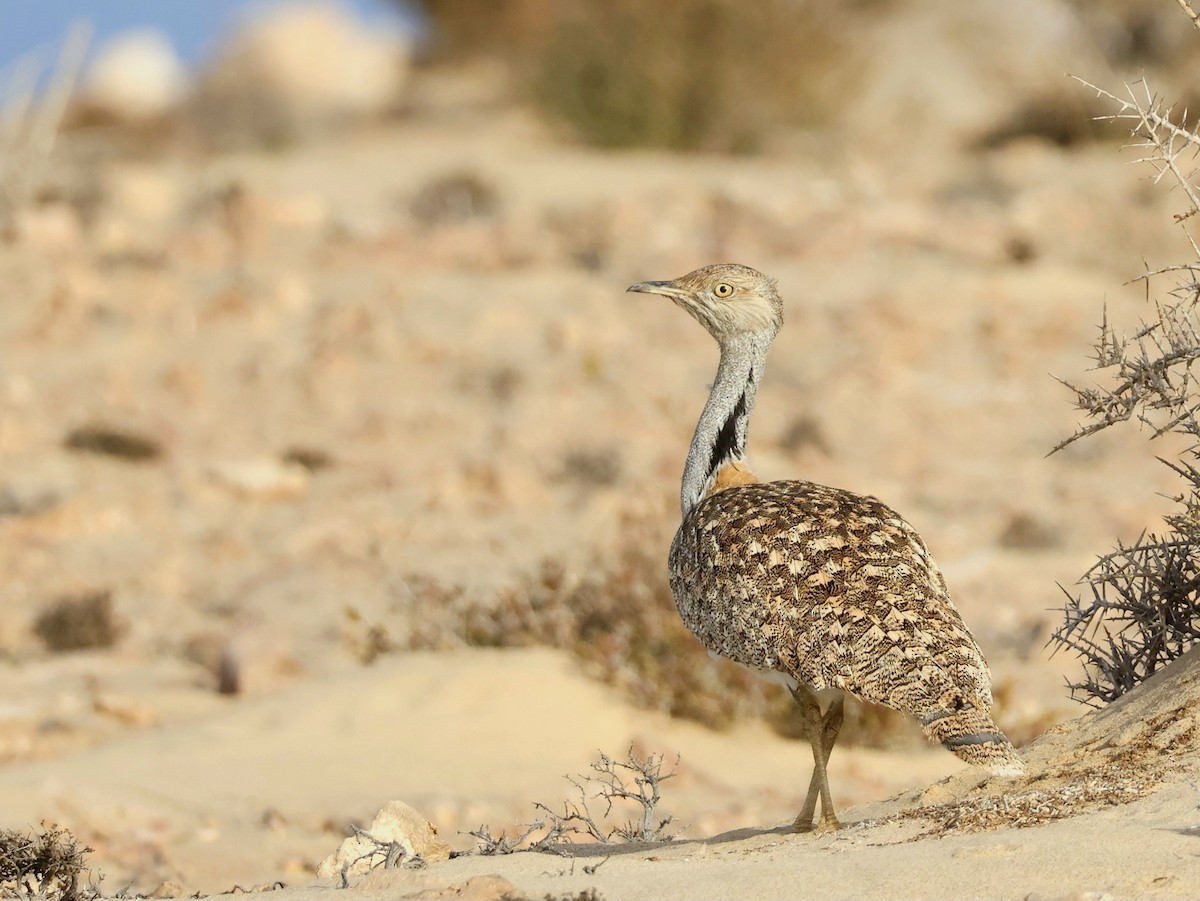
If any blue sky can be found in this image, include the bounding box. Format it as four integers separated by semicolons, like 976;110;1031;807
0;0;419;73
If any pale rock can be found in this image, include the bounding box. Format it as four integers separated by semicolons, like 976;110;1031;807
853;0;1106;145
201;2;410;122
0;478;64;518
15;203;81;250
317;801;452;880
92;692;159;727
261;193;329;233
147;880;186;899
208;458;310;501
0;730;34;761
92;215;141;257
107;167;181;223
82;30;188;121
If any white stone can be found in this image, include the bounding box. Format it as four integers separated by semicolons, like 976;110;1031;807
83;29;188;120
852;0;1105;144
202;2;410;120
107;167;181;222
14;203;80;250
317;801;452;880
208;459;310;501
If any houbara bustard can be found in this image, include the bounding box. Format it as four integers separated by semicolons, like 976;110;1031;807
628;263;1023;832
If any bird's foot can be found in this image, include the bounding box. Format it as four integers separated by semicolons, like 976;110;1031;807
815;814;842;833
793;813;841;834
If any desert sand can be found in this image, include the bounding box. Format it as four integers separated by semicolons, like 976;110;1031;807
4;2;1200;899
293;646;1200;901
6;644;1200;900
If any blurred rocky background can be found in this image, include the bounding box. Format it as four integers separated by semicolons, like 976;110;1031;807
1;0;1197;893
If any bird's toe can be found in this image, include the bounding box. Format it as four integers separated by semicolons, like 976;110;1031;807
792;816;816;834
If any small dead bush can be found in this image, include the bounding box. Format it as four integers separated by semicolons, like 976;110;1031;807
33;591;123;653
409;171;501;227
975;88;1123;150
427;0;849;153
415;0;540;62
394;512;905;745
439;525;777;729
558;448;621;489
561;534;773;729
469;747;678;854
280;446;333;472
998;512;1062;552
775;414;830;455
62;424;162;462
515;0;846;153
0;824;90;901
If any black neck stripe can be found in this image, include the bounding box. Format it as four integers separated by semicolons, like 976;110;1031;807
707;390;747;479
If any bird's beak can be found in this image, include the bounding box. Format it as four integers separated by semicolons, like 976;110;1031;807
627;280;685;300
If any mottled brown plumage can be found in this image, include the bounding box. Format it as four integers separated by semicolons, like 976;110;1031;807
671;480;1019;762
629;263;1023;832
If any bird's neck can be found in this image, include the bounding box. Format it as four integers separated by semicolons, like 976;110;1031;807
681;332;772;517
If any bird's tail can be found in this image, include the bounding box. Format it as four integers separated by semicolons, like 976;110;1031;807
918;703;1025;776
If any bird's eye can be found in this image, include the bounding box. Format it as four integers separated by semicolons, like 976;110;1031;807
714;283;733;298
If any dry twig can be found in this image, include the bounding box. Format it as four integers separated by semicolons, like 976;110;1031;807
1175;0;1200;32
0;22;90;233
468;748;679;855
336;825;424;889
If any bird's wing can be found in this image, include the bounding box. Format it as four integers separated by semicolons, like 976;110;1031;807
670;479;995;711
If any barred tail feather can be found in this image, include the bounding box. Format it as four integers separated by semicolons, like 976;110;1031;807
919;705;1025;776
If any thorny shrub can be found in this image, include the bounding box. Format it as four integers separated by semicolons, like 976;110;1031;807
1052;43;1200;704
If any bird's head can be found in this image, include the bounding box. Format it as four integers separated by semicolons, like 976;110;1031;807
627;263;783;345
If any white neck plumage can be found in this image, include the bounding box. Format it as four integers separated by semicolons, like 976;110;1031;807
680;331;774;517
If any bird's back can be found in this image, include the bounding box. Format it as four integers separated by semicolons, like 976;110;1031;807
669;479;1020;772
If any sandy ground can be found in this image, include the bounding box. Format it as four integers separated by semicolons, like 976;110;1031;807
220;647;1200;900
0;649;960;894
4;9;1200;896
5;645;1199;899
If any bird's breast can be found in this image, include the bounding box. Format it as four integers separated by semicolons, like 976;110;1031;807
702;460;759;500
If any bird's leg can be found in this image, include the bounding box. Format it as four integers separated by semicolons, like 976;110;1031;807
790;686;843;832
795;695;844;829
